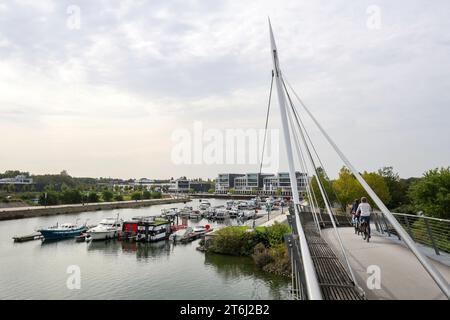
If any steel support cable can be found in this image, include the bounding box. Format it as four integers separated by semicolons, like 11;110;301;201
283;78;346;213
286;101;322;233
282;77;359;288
285;84;341;225
285;100;320;229
259;70;275;176
283;78;450;299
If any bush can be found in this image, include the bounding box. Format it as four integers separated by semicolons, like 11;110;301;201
261;244;291;277
87;192;99;203
207;223;291;257
151;191;162;199
131;192;142;201
143;190;151;200
252;243;274;268
114;194;124;201
38;191;59;205
102;189;114;202
208;226;259;256
255;222;291;247
60;188;82;204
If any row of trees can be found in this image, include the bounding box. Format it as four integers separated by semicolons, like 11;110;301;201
310;166;449;219
38;187;162;206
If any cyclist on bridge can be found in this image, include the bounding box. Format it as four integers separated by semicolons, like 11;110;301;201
357;197;372;240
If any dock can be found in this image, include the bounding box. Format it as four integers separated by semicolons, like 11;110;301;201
13;232;43;242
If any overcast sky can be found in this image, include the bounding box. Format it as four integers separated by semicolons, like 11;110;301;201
0;0;449;179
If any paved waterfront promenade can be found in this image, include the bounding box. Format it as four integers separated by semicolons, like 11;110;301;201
322;227;450;300
0;197;190;221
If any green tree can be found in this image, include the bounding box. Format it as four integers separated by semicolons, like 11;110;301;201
142;190;151;199
114;193;124;201
409;167;450;219
102;189;114;202
7;184;15;193
208;188;215;194
361;171;391;208
61;188;82;204
131;191;142;201
150;191;162;199
38;191;59;205
311;167;337;208
87;192;99;203
332;167;363;209
378;166;409;209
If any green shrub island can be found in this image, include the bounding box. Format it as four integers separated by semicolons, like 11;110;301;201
206;222;292;277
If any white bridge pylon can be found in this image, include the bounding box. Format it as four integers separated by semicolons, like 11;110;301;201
267;19;450;300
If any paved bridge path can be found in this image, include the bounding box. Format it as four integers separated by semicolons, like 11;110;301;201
322;227;450;300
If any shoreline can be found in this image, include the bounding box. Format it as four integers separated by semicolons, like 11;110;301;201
0;197;190;221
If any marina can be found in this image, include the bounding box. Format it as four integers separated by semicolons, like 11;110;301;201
0;198;289;300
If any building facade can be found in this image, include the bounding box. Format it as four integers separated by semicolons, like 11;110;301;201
0;175;33;185
215;174;244;193
215;172;308;196
168;178;190;193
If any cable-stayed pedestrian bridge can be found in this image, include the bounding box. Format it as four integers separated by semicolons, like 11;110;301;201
265;20;450;300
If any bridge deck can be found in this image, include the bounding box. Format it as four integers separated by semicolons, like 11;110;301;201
288;211;365;300
322;226;450;300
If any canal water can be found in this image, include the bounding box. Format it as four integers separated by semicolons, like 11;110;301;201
0;199;290;299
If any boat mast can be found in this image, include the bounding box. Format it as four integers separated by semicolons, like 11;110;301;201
268;19;322;300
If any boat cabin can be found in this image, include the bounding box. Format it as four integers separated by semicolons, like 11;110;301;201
136;217;171;242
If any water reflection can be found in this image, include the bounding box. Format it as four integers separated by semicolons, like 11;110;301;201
135;241;171;260
0;199;290;300
85;239;172;260
204;253;290;300
87;239;121;255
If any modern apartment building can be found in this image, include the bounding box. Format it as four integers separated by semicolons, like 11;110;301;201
234;173;274;192
215;174;244;193
262;172;308;195
215;172;308;196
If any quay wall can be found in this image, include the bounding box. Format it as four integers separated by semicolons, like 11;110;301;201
0;198;190;221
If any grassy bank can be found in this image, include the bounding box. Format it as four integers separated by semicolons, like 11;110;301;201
203;223;292;277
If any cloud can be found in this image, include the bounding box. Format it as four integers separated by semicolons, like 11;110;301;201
0;0;449;178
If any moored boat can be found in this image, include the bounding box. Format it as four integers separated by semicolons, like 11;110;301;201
38;222;87;241
86;217;122;241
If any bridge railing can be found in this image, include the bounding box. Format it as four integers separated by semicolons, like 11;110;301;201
373;211;450;255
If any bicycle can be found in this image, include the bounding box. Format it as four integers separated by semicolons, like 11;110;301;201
359;217;370;242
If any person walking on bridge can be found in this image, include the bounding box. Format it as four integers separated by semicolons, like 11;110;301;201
357;197;372;240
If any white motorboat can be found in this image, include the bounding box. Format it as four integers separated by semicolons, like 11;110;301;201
193;225;212;233
169;227;193;242
199;201;211;210
161;208;178;218
86;217;122;241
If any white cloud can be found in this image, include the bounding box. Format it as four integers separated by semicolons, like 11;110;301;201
0;0;449;178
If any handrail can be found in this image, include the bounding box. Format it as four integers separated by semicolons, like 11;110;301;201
373;211;450;256
390;212;450;223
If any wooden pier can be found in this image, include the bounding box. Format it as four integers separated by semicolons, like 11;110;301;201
13;232;43;242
